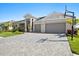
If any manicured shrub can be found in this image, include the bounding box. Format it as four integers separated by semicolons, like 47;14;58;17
67;29;77;35
11;28;17;32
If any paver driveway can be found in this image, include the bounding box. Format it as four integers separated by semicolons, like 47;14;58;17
0;33;72;56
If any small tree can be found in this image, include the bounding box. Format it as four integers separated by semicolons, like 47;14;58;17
66;18;72;24
3;22;9;31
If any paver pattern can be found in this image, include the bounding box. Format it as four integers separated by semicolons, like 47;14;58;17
0;33;72;56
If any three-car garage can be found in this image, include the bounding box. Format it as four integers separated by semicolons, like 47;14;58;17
34;22;66;33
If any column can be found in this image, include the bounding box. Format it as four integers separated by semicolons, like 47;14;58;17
41;24;45;33
25;19;27;32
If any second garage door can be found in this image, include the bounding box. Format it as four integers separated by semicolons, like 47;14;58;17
34;24;41;32
45;23;66;33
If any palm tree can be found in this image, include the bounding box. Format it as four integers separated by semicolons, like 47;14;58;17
66;18;72;24
3;22;9;31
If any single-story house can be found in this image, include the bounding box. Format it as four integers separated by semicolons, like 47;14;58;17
14;12;76;33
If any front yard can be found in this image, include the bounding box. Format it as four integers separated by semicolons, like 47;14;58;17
0;31;23;37
68;35;79;55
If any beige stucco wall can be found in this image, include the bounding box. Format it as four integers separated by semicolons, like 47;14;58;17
34;24;41;32
41;24;45;33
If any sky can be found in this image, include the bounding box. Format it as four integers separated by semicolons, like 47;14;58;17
0;3;79;22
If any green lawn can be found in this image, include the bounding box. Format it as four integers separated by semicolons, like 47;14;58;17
0;31;23;37
68;35;79;55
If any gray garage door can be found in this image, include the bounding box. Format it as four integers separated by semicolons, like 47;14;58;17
45;23;65;33
34;24;41;32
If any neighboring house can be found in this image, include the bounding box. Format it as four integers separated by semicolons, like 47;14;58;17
0;20;15;31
